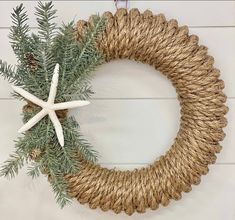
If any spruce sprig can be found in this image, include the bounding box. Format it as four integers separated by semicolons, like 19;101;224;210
0;151;26;179
0;60;19;84
9;3;30;62
35;1;57;42
0;1;105;207
62;15;105;100
27;162;41;179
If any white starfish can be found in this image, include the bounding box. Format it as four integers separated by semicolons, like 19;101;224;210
12;63;90;147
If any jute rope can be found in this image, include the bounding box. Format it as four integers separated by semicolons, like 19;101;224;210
32;9;228;215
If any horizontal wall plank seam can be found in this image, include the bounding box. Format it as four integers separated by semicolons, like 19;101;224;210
1;26;235;29
0;97;235;101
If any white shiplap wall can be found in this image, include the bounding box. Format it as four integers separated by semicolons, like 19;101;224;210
0;1;235;219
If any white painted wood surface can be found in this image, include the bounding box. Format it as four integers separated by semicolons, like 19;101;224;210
0;1;234;219
0;1;235;27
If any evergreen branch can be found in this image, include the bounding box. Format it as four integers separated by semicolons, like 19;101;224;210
77;15;105;65
27;162;41;179
61;15;106;97
0;60;20;84
52;22;75;62
35;1;57;43
9;3;30;61
52;22;77;86
50;172;71;208
35;142;91;208
33;1;57;88
63;117;98;163
31;43;56;90
64;84;94;101
15;66;48;100
78;141;99;164
59;144;80;174
0;151;26;179
10;3;29;34
64;53;103;97
42;141;72;207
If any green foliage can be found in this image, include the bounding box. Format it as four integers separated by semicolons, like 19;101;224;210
59;16;106;101
35;1;57;42
9;3;30;62
0;150;26;179
0;1;105;208
27;162;41;179
0;60;19;84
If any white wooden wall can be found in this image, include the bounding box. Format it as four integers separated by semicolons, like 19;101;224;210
0;1;235;219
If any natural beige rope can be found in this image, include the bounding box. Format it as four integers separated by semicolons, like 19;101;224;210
62;9;228;215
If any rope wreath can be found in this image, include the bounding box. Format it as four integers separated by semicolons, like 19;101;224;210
19;8;227;215
1;2;228;214
55;8;228;215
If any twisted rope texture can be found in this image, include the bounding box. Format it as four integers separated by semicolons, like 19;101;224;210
64;9;228;215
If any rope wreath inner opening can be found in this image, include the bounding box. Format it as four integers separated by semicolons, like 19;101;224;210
55;8;227;215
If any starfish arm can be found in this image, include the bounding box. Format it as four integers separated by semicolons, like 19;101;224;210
12;86;45;107
49;110;64;147
18;109;47;133
52;100;90;110
48;63;59;104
